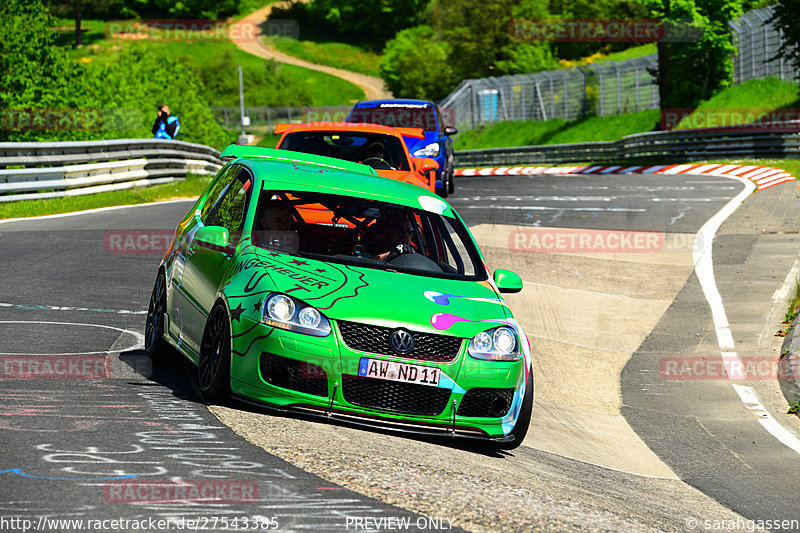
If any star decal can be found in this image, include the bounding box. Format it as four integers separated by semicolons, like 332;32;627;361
291;259;308;266
268;252;281;257
253;300;262;312
230;304;245;322
315;268;326;274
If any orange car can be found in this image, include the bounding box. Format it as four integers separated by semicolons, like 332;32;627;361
273;122;440;192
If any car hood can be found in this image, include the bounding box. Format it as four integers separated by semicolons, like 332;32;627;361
237;246;510;338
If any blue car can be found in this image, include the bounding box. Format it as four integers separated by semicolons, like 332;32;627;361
346;99;458;197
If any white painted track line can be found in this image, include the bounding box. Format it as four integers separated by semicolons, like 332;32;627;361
0;199;194;225
692;175;800;456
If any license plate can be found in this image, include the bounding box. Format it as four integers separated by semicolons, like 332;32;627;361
357;358;440;387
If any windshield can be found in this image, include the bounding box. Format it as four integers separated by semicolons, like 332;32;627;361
251;190;485;281
348;104;438;131
279;131;410;171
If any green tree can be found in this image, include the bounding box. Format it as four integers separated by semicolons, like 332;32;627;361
495;43;559;75
273;0;427;49
46;0;241;19
428;0;517;80
380;25;456;100
0;0;85;113
649;0;743;111
78;48;230;147
769;0;800;78
1;0;230;146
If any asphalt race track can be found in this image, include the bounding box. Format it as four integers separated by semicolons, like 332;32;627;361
2;172;800;532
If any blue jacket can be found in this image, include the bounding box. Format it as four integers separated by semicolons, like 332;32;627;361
152;115;180;139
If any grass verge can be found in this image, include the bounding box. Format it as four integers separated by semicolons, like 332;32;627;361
778;277;800;336
789;398;800;415
454;110;659;150
0;175;212;220
267;36;382;77
56;20;365;107
676;78;799;129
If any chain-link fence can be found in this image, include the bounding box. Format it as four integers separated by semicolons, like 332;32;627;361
210;106;351;130
730;7;799;84
439;7;799;129
440;56;660;130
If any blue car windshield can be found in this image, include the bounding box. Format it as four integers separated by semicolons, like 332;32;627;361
348;104;438;131
251;190;486;281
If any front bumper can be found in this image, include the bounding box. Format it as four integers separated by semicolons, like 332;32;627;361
228;317;526;439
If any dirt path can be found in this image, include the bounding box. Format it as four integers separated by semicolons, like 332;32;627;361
232;2;392;101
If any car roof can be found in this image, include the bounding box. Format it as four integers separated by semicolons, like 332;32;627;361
274;122;425;139
353;99;435;108
219;145;452;214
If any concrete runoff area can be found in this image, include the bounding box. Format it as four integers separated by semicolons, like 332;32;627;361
473;223;693;477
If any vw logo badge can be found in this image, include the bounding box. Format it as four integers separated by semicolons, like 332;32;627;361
389;329;415;355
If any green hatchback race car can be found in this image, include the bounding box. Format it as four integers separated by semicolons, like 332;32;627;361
144;146;533;448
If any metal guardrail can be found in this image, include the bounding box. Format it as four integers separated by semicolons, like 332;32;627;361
454;127;800;167
0;139;222;203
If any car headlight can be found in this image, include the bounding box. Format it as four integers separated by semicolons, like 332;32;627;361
413;142;440;158
267;295;294;322
262;293;331;337
468;326;521;361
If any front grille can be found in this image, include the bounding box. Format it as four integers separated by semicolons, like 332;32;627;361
341;375;451;416
337;320;462;362
457;388;515;418
259;353;328;397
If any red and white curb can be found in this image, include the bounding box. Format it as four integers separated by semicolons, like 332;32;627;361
455;164;797;191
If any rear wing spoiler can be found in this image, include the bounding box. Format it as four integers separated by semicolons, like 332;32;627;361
273;123;425;139
273;124;293;135
395;128;425;139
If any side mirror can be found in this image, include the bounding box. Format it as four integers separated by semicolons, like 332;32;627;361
494;269;523;293
413;157;439;173
195;226;230;250
444;126;458;136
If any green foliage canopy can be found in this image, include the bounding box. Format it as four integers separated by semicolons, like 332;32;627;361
1;0;230;147
769;0;800;77
272;0;428;49
45;0;241;20
379;26;456;100
648;0;743;110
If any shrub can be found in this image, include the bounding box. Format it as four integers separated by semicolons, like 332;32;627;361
380;26;456;101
